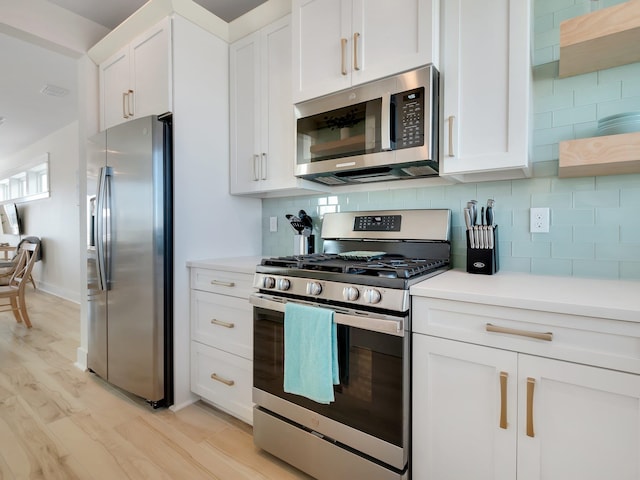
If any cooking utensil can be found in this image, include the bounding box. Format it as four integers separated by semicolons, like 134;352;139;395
298;210;313;229
286;214;306;234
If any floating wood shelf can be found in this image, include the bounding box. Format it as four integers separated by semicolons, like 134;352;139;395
558;131;640;177
559;0;640;78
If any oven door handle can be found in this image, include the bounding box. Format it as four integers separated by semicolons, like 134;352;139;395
250;293;405;336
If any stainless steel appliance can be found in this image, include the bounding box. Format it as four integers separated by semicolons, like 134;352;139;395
294;65;439;185
250;209;451;480
86;114;173;407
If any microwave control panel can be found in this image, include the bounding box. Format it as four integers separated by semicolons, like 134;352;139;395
392;87;425;150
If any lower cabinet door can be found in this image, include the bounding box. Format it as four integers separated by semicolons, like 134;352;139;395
191;341;253;425
412;334;517;480
517;354;640;480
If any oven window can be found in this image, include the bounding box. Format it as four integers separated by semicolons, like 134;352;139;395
253;306;405;447
296;99;383;165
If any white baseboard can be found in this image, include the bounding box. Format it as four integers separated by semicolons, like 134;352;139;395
75;347;88;371
170;396;199;412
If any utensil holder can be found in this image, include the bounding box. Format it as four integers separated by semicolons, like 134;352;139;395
466;225;499;275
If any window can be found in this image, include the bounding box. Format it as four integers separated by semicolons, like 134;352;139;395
0;153;49;203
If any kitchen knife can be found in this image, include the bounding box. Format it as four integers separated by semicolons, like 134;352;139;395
486;199;495;249
486;199;495;226
467;200;478;226
464;208;475;248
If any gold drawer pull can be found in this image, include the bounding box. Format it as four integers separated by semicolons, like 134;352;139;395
211;319;235;329
210;373;235;387
486;323;553;342
526;377;535;437
210;279;235;288
448;115;455;157
341;38;348;75
353;32;360;70
499;371;508;429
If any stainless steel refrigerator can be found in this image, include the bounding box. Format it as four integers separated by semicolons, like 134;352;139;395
87;114;173;407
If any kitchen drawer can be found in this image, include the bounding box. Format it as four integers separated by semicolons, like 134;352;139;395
191;341;253;425
190;267;254;298
412;297;640;374
191;290;252;359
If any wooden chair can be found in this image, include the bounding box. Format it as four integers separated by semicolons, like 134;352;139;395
0;242;39;328
0;236;40;288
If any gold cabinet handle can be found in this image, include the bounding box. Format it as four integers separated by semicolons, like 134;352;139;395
341;38;348;75
252;154;260;181
210;373;235;387
353;32;360;71
486;323;553;342
261;153;267;180
499;371;508;429
526;377;535;437
211;318;235;329
122;92;129;119
210;279;235;288
447;115;455;157
127;89;134;117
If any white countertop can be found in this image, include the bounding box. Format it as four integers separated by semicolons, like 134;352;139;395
410;269;640;322
186;256;264;275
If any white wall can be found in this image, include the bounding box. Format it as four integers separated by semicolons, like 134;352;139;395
1;121;82;302
171;15;262;409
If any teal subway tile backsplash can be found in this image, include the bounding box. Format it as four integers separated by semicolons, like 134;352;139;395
552;105;596;127
572;260;620;279
552;241;594;260
574;81;621;107
260;0;640;280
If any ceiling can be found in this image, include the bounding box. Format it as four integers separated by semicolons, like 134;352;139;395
0;0;266;160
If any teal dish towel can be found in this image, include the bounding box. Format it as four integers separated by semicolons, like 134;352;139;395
284;302;339;404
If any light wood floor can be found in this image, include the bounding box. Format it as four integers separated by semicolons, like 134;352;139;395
0;289;313;480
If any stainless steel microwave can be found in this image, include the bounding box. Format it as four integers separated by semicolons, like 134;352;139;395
294;64;439;185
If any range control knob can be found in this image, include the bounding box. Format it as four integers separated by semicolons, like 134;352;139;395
276;278;291;291
262;276;276;289
306;281;323;296
342;286;360;302
364;288;382;304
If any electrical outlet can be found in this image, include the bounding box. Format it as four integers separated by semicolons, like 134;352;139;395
530;207;550;233
269;216;278;232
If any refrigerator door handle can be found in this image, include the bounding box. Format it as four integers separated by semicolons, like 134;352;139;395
95;166;112;291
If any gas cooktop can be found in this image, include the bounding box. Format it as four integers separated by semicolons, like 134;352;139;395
260;253;449;280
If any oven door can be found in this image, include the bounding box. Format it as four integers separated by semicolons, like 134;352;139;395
250;292;409;470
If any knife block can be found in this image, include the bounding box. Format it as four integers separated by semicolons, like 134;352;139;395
466;225;499;275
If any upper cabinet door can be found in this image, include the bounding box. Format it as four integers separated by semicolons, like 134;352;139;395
100;46;131;132
229;30;262;194
292;0;351;103
130;18;172;122
259;17;296;192
99;17;172;131
351;0;439;87
293;0;438;103
440;0;531;181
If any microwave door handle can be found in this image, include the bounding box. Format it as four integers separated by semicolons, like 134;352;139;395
381;92;392;151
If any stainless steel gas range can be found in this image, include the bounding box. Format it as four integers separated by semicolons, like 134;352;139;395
250;209;451;480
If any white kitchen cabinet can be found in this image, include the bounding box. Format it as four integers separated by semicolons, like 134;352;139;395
292;0;439;103
517;354;640;480
230;15;326;197
439;0;532;182
99;17;172;131
189;264;255;425
413;334;517;480
412;293;640;480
